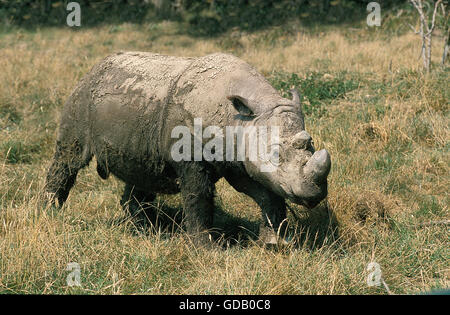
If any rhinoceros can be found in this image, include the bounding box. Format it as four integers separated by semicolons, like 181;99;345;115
45;52;331;244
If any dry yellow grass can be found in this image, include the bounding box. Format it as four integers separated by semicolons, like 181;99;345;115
0;20;448;294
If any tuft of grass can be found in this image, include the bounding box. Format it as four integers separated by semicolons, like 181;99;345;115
1;140;41;164
0;99;22;126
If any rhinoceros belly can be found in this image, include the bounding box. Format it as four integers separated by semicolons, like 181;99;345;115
95;143;181;195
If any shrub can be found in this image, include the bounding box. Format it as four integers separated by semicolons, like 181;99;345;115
1;140;40;164
269;71;359;116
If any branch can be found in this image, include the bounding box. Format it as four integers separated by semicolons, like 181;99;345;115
408;22;421;34
410;0;427;24
425;0;442;36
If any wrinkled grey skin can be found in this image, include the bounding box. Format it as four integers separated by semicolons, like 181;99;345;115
45;52;331;244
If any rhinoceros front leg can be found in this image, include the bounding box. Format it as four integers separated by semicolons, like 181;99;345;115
175;162;215;245
224;170;287;244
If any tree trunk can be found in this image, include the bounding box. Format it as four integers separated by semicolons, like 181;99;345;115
442;19;449;65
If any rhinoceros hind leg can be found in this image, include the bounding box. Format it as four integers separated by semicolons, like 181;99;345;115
120;183;156;227
45;139;91;207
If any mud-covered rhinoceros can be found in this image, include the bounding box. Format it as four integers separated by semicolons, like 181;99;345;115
45;52;331;245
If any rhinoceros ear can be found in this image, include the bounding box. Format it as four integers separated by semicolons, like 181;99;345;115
289;88;305;127
227;95;255;117
289;89;303;113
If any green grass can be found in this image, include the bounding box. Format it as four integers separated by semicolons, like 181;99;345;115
269;71;360;116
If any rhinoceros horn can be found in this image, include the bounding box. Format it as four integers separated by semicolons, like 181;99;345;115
303;149;331;184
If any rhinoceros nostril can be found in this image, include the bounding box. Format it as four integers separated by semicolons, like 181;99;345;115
292;131;311;149
299;155;309;167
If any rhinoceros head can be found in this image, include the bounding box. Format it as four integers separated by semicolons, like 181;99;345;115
227;85;331;208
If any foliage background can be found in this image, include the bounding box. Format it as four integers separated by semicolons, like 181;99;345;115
1;0;405;33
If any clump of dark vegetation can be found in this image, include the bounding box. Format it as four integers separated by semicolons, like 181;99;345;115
0;0;153;29
182;0;401;36
0;0;400;35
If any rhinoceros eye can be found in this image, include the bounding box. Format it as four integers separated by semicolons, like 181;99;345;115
229;96;254;117
267;147;281;167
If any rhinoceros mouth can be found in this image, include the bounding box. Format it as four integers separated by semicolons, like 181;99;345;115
278;180;326;209
288;189;327;209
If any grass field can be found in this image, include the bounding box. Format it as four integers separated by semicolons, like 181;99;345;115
0;15;448;294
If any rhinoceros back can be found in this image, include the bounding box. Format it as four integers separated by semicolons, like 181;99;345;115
84;52;194;185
